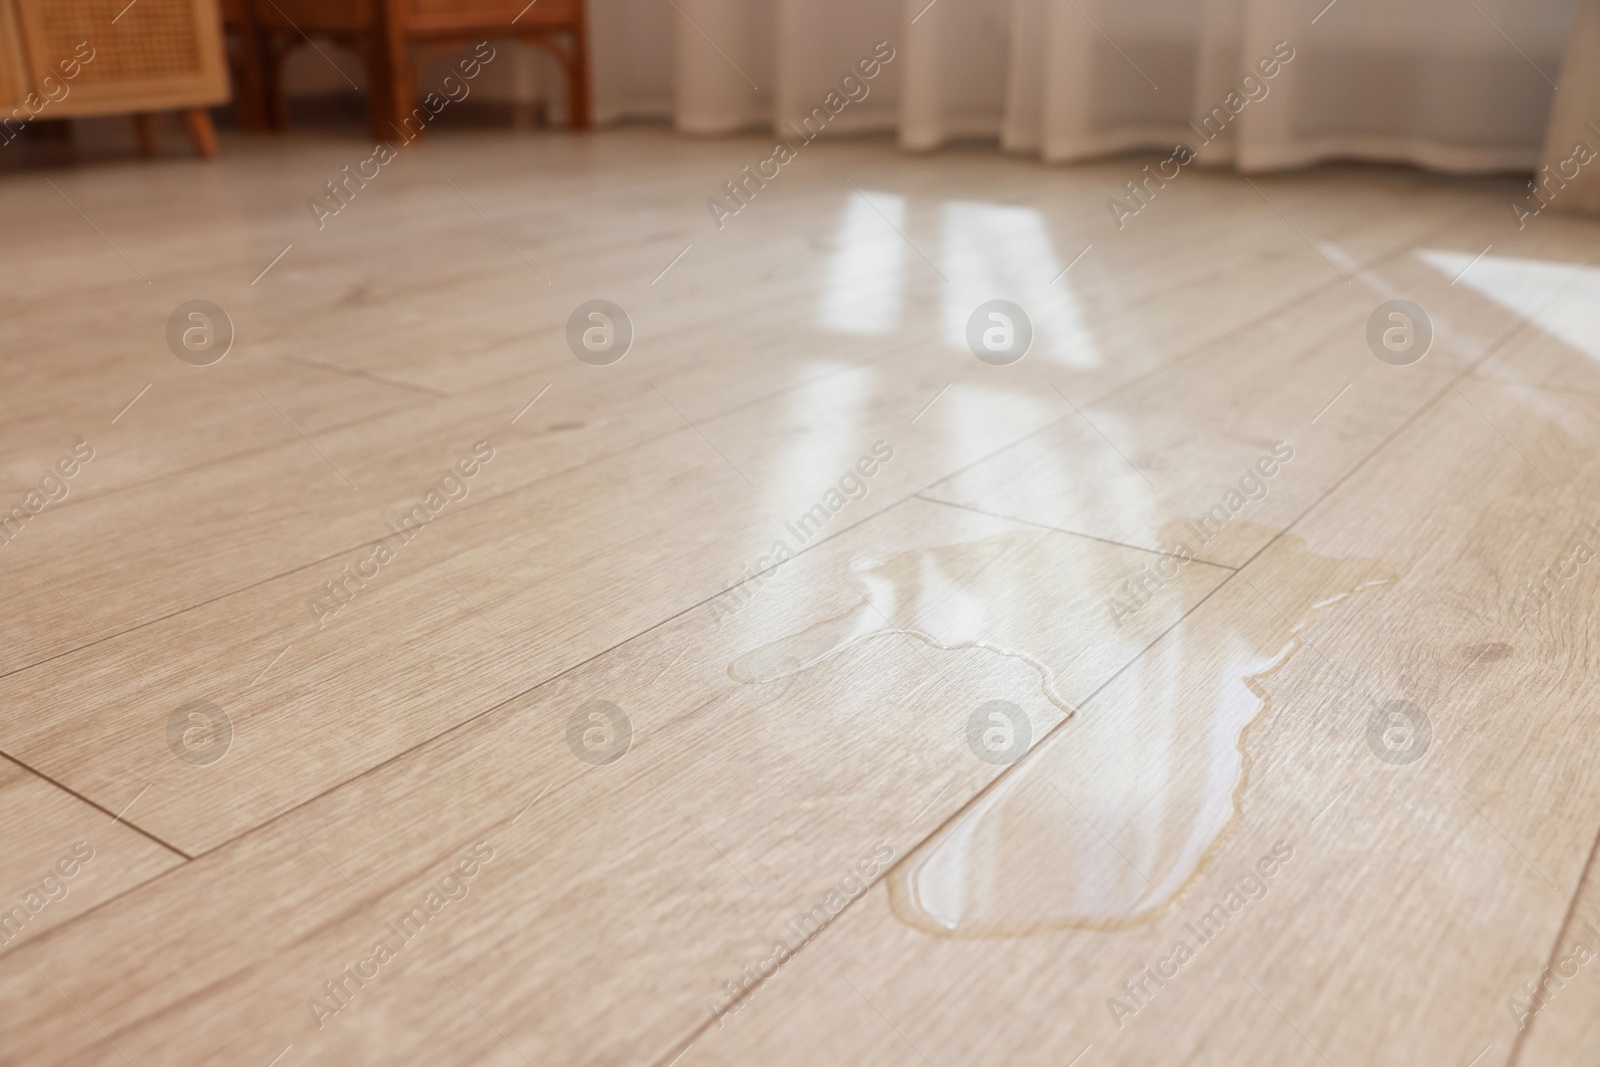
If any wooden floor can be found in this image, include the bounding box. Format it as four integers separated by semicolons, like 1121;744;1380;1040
2;123;1599;1066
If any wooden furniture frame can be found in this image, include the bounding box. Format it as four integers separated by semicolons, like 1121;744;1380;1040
221;0;268;129
0;0;230;158
248;0;590;141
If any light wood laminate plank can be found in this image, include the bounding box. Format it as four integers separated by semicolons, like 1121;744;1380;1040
0;496;1229;1064
0;758;183;956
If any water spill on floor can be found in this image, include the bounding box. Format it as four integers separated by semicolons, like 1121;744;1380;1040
729;522;1394;937
728;529;1134;718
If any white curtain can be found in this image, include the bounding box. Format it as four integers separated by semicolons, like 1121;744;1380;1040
588;0;1579;173
1541;0;1600;212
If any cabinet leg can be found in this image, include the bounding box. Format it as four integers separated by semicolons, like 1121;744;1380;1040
231;9;271;130
264;38;290;130
568;25;591;130
369;0;413;141
184;108;219;158
132;112;159;156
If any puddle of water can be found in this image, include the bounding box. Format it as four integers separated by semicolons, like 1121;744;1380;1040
729;523;1393;936
728;529;1156;717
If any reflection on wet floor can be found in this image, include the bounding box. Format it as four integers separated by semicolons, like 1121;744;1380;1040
890;532;1394;936
729;528;1126;716
733;523;1395;937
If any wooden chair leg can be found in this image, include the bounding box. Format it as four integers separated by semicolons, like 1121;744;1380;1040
132;112;159;156
184;108;219;158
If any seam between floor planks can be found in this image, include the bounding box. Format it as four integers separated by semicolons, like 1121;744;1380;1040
913;494;1245;569
0;333;934;685
0;750;188;860
1510;815;1600;1067
640;239;1600;1067
1;192;1466;688
2;298;1533;1050
2;196;1544;1018
4;226;1552;935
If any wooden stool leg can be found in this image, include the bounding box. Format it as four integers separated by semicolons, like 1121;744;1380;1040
132;112;159;156
184;108;219;158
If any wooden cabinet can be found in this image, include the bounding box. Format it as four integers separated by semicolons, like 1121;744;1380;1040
250;0;591;139
0;0;230;156
0;3;30;114
405;0;582;33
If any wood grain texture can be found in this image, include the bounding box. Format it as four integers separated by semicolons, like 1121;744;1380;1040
685;363;1600;1067
0;757;181;954
0;497;1228;1063
2;126;1599;1066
